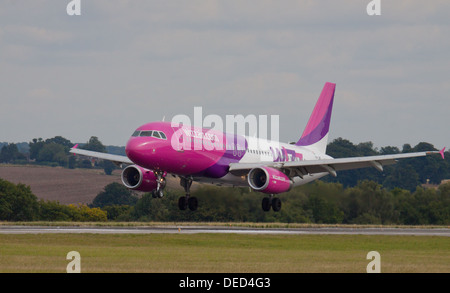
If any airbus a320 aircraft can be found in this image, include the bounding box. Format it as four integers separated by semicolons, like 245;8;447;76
71;82;445;212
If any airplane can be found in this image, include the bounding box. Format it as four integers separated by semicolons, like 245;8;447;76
70;82;445;212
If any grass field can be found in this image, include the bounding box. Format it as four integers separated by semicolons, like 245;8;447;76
0;233;449;273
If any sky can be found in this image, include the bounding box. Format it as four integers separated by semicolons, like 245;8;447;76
1;0;449;150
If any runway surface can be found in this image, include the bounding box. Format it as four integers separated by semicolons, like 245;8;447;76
1;225;449;236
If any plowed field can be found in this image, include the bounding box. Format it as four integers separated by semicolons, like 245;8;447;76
0;165;122;204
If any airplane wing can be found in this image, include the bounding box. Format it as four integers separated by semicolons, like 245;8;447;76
70;146;133;165
229;151;441;178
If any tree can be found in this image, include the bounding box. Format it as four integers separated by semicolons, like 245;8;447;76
383;163;420;191
0;143;26;163
0;179;39;221
81;136;106;153
29;136;73;166
37;143;67;166
327;137;358;158
343;180;394;224
306;195;344;224
324;138;383;187
380;146;400;155
102;160;116;175
29;138;45;160
91;182;138;208
39;200;72;221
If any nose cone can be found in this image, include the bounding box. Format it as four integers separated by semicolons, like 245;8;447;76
126;137;151;166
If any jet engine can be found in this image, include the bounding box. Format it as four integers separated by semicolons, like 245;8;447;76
248;166;292;194
121;165;157;192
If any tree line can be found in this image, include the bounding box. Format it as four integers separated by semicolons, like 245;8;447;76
1;136;117;174
2;178;449;225
324;138;449;191
87;180;450;225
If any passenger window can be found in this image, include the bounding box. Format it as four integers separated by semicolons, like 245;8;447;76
152;131;161;139
140;131;153;137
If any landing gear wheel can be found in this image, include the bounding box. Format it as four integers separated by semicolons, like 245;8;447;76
188;197;198;211
261;196;282;212
272;197;281;212
178;196;187;210
262;197;271;212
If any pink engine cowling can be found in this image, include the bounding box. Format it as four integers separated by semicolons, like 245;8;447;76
248;166;292;194
121;165;157;192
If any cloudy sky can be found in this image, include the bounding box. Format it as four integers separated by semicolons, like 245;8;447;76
1;0;449;150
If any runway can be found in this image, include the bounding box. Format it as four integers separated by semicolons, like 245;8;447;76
1;225;449;236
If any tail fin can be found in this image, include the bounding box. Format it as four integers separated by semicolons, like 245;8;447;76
295;82;336;153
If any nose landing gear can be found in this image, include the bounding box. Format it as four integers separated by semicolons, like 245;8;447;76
151;171;166;198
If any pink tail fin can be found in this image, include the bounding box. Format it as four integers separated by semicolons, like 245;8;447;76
296;82;336;153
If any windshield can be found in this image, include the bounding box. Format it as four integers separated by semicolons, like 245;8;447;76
135;130;167;140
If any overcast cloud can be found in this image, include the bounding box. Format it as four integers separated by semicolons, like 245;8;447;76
1;0;449;149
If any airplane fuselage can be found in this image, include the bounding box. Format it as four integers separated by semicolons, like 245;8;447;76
125;121;331;187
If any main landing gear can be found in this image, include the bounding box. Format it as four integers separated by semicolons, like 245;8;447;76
178;177;198;211
262;195;281;212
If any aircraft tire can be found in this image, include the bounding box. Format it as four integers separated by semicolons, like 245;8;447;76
178;196;187;210
262;197;271;212
272;197;281;212
188;197;198;211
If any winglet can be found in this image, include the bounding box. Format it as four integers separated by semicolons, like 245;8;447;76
72;144;79;156
439;147;446;159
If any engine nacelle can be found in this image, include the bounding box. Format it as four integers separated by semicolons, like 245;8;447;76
121;165;157;192
248;166;292;194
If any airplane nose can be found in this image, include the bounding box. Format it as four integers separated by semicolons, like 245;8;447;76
126;138;151;164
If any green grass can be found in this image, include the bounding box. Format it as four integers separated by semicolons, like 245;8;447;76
2;221;449;228
0;233;449;273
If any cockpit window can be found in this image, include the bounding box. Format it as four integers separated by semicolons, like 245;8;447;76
140;131;153;137
135;130;167;140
